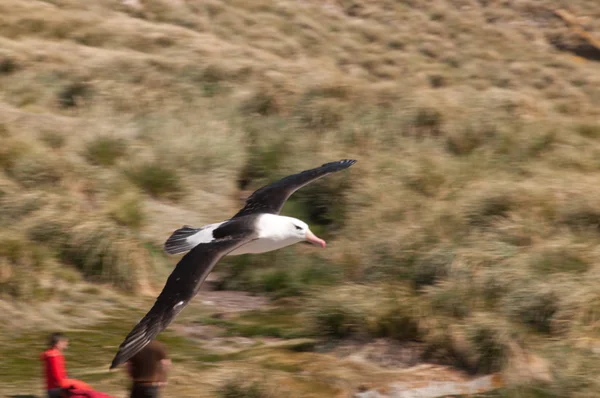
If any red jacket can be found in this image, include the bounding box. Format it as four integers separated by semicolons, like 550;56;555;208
41;348;67;390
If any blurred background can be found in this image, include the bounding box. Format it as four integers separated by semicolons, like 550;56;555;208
1;0;600;397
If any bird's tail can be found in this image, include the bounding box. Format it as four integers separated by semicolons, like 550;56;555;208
164;225;201;255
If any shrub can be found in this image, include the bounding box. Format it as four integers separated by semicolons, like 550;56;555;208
0;267;49;300
463;189;514;227
217;378;276;398
303;83;353;100
411;248;453;290
576;123;600;139
184;63;234;97
428;74;448;88
84;136;127;166
219;251;338;297
411;106;443;136
297;261;341;286
40;131;66;149
0;138;29;171
422;318;510;375
295;98;345;130
249;268;302;298
426;281;472;319
49;221;149;290
465;319;510;374
305;284;415;340
7;151;63;188
0;236;45;269
530;249;589;275
374;306;421;341
312;305;364;339
446;125;485;156
504;284;559;334
0;193;45;224
108;192;145;230
0;55;18;74
0;235;50;300
126;162;183;200
217;250;282;291
478;268;511;308
237;138;290;190
57;81;91;108
27;218;68;245
307;287;371;339
403;157;446;197
558;202;600;232
387;39;405;50
238;89;281;116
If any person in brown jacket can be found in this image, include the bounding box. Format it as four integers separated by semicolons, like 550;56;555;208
125;340;170;398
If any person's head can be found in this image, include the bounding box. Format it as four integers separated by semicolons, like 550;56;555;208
48;332;68;351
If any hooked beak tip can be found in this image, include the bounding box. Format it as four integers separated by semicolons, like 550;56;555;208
305;230;326;248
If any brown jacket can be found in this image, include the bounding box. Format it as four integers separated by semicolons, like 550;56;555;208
127;340;168;383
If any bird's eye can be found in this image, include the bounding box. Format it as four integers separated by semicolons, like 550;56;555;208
294;225;302;230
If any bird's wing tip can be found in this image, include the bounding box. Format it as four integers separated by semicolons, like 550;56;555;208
338;159;357;167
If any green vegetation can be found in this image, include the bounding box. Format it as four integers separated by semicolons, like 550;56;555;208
84;136;127;167
2;0;600;396
126;162;184;200
217;379;276;398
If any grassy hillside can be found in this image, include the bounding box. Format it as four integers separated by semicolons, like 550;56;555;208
1;0;600;396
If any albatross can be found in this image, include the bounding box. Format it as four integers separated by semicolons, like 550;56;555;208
109;159;357;369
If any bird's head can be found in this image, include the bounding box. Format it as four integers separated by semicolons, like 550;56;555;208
288;218;326;248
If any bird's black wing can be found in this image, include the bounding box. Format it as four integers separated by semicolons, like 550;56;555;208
232;159;357;218
109;223;257;369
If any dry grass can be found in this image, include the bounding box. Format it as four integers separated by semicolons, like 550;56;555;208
1;0;600;396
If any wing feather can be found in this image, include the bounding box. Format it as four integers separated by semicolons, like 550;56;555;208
232;159;356;218
110;227;256;369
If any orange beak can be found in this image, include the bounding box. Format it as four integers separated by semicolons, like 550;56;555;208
305;230;326;248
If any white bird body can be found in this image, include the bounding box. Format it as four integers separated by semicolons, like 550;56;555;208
172;214;310;256
231;214;308;255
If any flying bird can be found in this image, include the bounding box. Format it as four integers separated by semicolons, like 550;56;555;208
109;159;357;369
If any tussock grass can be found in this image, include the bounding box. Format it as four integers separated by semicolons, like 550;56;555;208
1;0;600;394
410;247;453;290
107;190;145;230
57;221;143;288
305;284;515;375
217;378;278;398
0;234;50;301
19;209;151;290
422;315;512;375
6;150;64;188
219;249;341;298
306;285;421;341
40;130;66;149
84;136;127;166
504;283;560;334
0;137;30;171
57;81;91;108
126;161;184;200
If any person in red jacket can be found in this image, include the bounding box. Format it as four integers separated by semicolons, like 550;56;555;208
41;332;69;398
